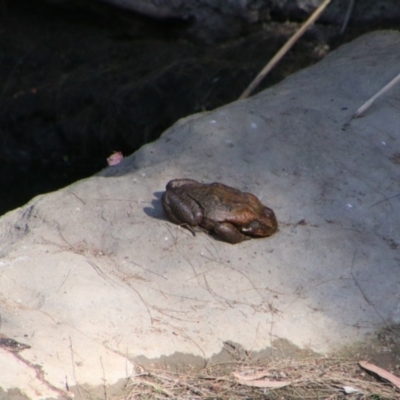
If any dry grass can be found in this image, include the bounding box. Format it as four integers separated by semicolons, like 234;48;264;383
121;357;399;400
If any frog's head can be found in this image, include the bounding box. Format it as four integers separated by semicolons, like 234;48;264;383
241;206;278;237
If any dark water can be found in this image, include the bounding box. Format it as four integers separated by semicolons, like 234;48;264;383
0;0;374;217
0;161;102;215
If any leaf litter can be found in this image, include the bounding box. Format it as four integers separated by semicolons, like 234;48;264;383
121;356;400;399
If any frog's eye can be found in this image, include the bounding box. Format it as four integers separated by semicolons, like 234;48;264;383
263;207;275;218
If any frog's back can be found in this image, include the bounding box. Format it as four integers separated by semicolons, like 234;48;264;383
189;182;259;222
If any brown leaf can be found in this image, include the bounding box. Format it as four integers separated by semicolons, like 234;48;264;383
359;360;400;389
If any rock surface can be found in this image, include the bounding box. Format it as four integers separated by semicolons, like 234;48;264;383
0;31;400;399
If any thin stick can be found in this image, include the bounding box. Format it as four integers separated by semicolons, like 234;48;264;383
340;0;355;34
351;71;400;119
239;0;331;99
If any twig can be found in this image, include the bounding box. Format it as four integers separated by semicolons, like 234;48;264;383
351;71;400;119
340;0;355;34
239;0;331;99
156;373;209;397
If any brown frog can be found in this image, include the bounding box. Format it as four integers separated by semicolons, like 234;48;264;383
162;179;278;244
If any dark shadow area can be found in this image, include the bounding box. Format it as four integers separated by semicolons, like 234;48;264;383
0;0;397;215
143;191;164;219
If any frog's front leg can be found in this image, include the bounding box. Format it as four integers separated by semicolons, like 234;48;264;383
212;222;250;244
162;191;203;228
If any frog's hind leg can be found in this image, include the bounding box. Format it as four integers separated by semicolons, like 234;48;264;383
162;191;203;228
212;222;250;244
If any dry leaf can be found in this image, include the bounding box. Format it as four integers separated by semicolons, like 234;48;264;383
107;151;124;166
232;370;270;381
359;360;400;389
233;371;291;388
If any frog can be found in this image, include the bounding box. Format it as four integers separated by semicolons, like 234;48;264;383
161;179;278;244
